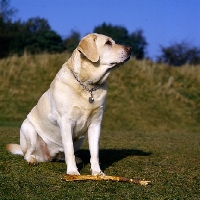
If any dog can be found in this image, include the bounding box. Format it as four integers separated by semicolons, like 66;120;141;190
6;33;132;175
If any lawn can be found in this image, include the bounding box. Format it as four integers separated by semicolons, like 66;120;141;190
1;127;200;199
0;54;200;199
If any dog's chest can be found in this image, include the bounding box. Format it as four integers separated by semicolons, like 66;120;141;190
71;106;100;135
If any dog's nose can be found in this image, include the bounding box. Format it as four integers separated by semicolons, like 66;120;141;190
125;46;132;54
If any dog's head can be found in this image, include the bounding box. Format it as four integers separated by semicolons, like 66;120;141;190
68;33;132;84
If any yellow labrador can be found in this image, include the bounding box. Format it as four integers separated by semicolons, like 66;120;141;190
6;33;131;175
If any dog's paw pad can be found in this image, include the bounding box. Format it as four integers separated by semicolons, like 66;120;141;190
27;155;38;165
67;171;80;175
92;170;105;176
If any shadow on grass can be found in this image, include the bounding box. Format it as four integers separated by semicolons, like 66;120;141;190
76;149;152;172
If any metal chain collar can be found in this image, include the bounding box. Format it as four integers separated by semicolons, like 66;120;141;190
70;69;100;103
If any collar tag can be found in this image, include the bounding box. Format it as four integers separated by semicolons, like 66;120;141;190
70;69;99;103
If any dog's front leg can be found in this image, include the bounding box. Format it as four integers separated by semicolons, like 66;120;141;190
88;123;104;176
60;118;80;175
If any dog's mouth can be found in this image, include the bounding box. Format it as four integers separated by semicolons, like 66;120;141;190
110;56;131;66
94;56;131;85
124;56;131;63
98;56;130;81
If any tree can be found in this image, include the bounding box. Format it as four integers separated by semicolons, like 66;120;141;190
0;0;65;58
129;30;147;59
9;17;64;55
94;23;130;45
157;42;200;66
0;17;64;57
0;0;17;22
93;23;148;59
63;30;80;53
0;0;18;57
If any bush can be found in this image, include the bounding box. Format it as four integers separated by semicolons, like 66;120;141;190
157;42;200;66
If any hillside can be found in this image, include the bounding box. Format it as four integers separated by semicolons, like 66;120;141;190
0;53;200;132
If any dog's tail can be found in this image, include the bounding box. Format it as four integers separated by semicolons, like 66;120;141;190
6;144;23;156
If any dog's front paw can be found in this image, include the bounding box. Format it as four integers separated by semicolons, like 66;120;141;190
67;168;80;175
92;170;105;176
67;171;80;175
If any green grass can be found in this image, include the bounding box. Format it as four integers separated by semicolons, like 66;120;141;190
0;53;200;199
1;53;200;131
1;128;200;199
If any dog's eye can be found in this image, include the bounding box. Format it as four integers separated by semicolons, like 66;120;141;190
105;40;112;45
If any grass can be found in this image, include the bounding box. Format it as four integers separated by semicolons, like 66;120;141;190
1;53;200;131
0;53;200;199
1;127;200;199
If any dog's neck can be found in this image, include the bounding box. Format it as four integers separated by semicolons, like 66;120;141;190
70;69;101;103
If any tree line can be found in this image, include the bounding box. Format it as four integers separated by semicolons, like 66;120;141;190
0;16;148;60
1;0;200;66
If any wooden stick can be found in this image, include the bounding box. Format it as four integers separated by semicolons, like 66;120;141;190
62;174;151;186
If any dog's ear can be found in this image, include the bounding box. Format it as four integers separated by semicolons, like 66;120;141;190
77;34;99;62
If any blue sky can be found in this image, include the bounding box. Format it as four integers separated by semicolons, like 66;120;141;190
11;0;200;60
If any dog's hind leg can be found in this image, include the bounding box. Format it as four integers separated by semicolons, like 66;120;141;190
74;136;85;152
20;119;38;164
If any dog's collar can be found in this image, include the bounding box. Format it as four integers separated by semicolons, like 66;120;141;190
70;69;100;103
